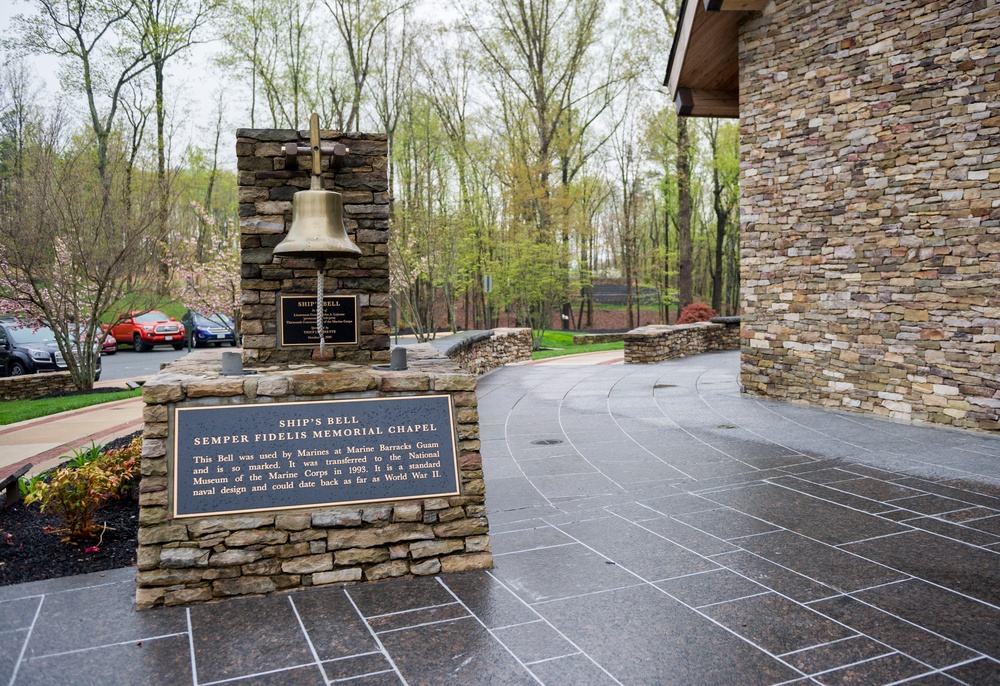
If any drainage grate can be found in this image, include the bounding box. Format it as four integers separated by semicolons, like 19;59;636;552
531;439;564;445
715;425;736;429
653;384;677;389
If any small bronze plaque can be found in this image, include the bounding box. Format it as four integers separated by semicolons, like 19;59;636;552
172;395;460;518
278;294;358;347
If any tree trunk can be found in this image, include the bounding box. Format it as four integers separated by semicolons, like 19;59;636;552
676;117;693;313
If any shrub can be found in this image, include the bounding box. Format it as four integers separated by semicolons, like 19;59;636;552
677;303;719;324
24;463;124;539
23;437;141;539
96;437;142;498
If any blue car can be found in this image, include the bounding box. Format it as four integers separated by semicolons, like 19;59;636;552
182;311;238;348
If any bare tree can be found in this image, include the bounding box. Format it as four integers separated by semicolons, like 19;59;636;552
8;0;152;178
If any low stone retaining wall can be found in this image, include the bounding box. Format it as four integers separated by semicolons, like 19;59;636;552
443;328;532;375
0;372;76;401
136;349;490;609
624;319;740;364
571;333;625;346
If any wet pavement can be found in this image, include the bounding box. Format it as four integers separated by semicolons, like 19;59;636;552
2;350;999;685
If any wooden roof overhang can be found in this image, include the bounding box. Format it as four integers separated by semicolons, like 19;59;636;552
663;0;766;118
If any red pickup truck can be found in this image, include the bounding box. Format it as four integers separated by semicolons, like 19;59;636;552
110;311;186;352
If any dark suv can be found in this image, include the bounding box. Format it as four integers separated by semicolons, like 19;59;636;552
0;321;102;381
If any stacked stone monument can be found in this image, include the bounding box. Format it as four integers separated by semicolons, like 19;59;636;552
135;128;492;609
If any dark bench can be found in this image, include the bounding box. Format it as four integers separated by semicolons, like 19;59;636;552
0;463;32;507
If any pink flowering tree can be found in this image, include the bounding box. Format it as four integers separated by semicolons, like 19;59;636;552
0;131;170;390
166;201;241;342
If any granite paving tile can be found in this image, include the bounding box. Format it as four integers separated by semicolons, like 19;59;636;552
654;569;768;608
703;483;909;545
734;530;908;593
942;657;1000;684
0;597;40;633
700;592;856;655
557;516;719;581
535;584;800;685
529;472;624;500
0;567;135;603
887;494;978;516
25;580;186;656
842;531;1000;605
491;524;577;554
889;478;1000;510
964;515;1000;536
526;654;619;686
638;516;740;556
825;477;927;502
15;634;193;686
765;476;898;514
852;580;1000;656
488;543;640;604
379;616;537;686
517;453;597;477
368;603;468;633
900;517;1000;547
492;619;576;664
189;594;313;683
348;576;457;617
810;652;932;685
223;665;328;685
321;653;394;681
933;507;1000;523
486;476;553;514
636;492;719;516
808;596;977;669
438;572;540;630
673;507;781;540
780;636;894;675
710;551;838;603
292;587;379;660
0;629;26;686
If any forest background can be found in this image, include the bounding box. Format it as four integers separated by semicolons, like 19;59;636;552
0;0;740;388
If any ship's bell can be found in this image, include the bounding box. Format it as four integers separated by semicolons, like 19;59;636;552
272;187;361;259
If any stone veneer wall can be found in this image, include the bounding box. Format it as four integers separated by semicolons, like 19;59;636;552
738;1;999;431
0;372;76;401
444;328;532;375
135;349;490;609
237;129;390;366
623;322;740;364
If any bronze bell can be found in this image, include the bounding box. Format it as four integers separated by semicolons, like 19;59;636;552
272;112;362;260
272;185;361;259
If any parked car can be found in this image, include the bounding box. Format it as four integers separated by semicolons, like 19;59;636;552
182;310;238;348
0;321;102;380
101;331;117;355
110;311;186;352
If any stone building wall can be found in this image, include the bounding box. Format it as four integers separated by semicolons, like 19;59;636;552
445;328;533;375
738;0;999;431
237;130;391;366
0;372;76;401
624;322;739;364
136;351;489;609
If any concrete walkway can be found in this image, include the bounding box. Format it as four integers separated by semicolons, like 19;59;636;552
1;350;998;685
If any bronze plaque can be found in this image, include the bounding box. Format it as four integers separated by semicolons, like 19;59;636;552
172;395;460;518
278;294;358;347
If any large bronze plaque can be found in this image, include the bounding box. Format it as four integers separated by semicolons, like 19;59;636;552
278;294;358;347
172;395;460;518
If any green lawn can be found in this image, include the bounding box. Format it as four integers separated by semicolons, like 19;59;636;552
0;388;143;425
532;330;624;360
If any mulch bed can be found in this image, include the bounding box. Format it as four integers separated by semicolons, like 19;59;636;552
0;432;141;587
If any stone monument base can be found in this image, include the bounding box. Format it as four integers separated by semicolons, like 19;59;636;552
136;348;490;609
